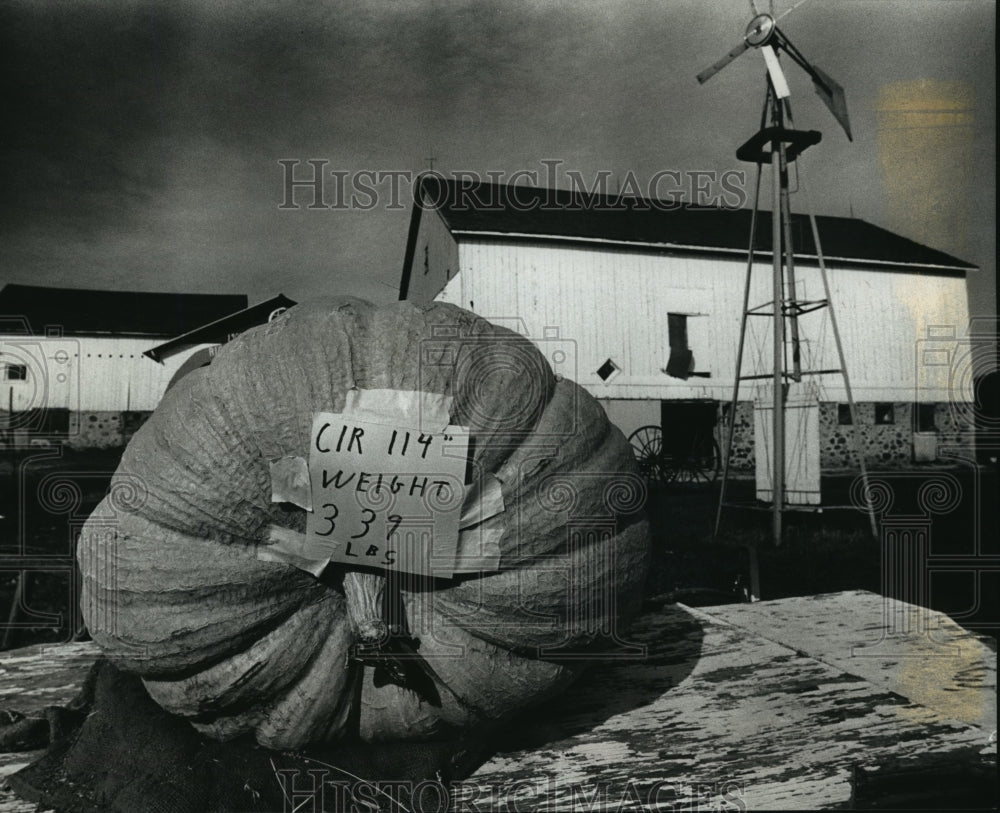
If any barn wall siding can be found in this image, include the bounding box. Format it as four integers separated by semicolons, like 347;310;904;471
423;238;976;471
1;337;215;414
1;333;208;448
598;399;661;443
450;239;972;404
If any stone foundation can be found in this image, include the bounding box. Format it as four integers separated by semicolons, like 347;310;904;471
721;402;756;472
721;400;976;472
4;400;979;464
65;411;151;449
0;410;154;450
820;402;912;469
67;411;123;449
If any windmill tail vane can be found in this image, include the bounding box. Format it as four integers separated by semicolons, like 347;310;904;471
809;64;852;142
696;8;852;141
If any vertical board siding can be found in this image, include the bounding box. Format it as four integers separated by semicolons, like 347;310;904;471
754;382;822;504
1;337;215;412
449;239;970;403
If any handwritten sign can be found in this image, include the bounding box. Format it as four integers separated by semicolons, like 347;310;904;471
305;412;470;577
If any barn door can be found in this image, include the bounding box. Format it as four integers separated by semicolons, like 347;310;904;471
754;381;821;505
659;399;720;482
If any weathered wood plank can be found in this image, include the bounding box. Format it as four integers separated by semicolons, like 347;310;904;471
0;642;99;718
699;590;997;735
0;593;994;811
468;594;995;810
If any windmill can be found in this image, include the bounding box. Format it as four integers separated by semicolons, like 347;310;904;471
698;2;877;582
696;3;852;142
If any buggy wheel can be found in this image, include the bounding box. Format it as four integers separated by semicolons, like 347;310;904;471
670;437;722;484
628;425;668;484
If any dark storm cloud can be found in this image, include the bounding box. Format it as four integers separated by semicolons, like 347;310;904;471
0;0;994;314
1;2;181;224
1;0;641;297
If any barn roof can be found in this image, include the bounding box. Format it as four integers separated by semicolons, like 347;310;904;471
144;294;297;362
401;176;973;297
0;284;248;338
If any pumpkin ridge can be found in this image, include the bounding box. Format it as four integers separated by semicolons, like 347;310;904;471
78;298;649;747
142;598;336;720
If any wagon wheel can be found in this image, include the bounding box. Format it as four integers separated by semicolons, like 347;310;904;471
628;425;668;484
667;436;722;484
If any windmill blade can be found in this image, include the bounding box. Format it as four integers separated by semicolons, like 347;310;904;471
810;64;853;141
696;39;751;84
774;0;813;24
760;45;791;99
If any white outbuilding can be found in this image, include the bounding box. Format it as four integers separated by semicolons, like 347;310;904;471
400;177;977;474
0;284;247;448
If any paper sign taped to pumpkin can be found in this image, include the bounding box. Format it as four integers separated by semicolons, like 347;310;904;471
305;411;471;577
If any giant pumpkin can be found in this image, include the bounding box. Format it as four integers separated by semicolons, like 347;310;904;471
78;298;649;748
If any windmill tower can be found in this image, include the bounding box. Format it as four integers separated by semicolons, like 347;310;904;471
697;3;878;563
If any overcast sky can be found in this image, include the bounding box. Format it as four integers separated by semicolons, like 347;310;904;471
1;0;995;323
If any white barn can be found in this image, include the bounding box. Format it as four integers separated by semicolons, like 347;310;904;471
0;284;247;448
400;177;976;472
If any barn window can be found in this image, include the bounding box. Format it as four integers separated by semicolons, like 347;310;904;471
837;404;853;425
874;403;895;425
596;358;620;382
665;313;694;380
915;403;936;432
5;364;27;381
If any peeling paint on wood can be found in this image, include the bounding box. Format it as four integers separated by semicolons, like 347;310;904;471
468;591;994;810
0;592;995;811
700;590;996;736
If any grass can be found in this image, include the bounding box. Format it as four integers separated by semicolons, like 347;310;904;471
642;478;881;606
642;468;998;643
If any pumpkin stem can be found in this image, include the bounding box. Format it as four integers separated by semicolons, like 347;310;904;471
342;571;388;645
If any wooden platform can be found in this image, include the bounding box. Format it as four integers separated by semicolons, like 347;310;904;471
1;591;995;811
